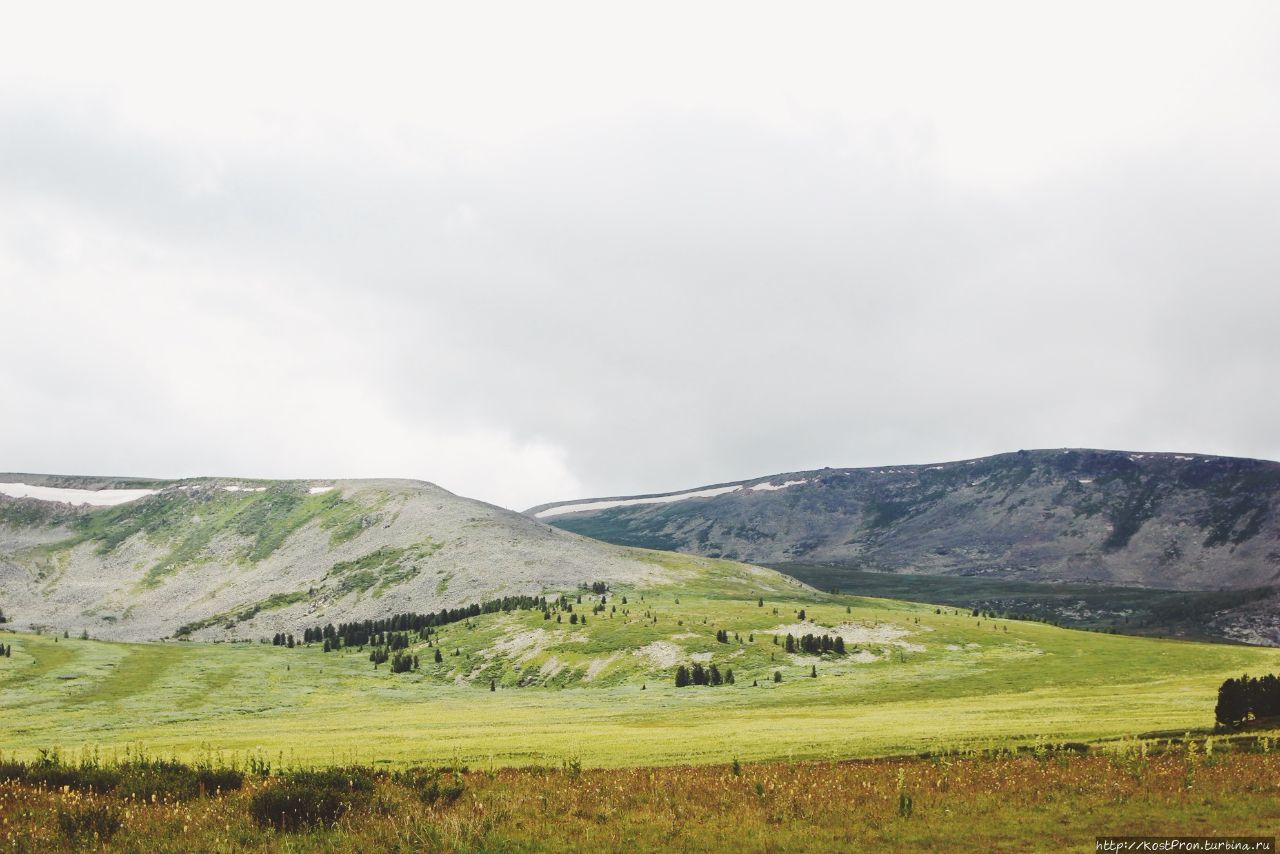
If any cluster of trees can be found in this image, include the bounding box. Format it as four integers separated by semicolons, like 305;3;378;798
784;633;846;655
270;633;296;648
0;643;11;658
301;595;547;649
585;581;609;595
1215;673;1280;727
674;662;735;687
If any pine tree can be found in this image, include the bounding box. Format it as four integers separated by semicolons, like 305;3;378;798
773;670;782;683
490;680;496;691
757;597;764;607
675;665;691;688
725;669;735;685
434;648;444;663
810;665;817;678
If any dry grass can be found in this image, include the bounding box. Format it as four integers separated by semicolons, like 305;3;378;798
2;743;1277;851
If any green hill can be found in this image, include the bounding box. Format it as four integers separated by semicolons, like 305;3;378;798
3;557;1276;768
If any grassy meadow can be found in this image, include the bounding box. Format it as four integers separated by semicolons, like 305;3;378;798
3;745;1278;851
3;567;1278;770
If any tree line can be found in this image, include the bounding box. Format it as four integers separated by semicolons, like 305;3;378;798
299;595;548;649
674;662;735;687
784;633;847;655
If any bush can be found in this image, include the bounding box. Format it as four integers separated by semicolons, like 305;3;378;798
57;802;123;843
117;760;200;801
196;766;245;794
392;767;465;805
250;767;376;831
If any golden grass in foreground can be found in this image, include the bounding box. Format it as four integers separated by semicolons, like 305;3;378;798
2;744;1278;852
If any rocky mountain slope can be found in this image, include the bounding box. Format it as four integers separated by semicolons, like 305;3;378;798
529;449;1280;592
0;475;785;641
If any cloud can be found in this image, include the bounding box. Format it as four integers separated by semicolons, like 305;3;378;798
1;3;1278;508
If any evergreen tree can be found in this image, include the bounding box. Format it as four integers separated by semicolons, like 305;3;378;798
810;665;817;678
709;664;722;686
757;597;763;607
434;648;444;663
725;668;735;685
1217;676;1249;726
691;662;707;686
675;665;691;688
773;670;782;683
490;680;496;691
785;634;795;653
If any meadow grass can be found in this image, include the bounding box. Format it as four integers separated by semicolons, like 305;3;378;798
1;747;1277;851
2;574;1278;769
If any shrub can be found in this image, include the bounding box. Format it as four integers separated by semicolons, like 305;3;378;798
117;760;200;801
250;767;376;831
393;767;466;805
196;766;245;794
57;802;123;843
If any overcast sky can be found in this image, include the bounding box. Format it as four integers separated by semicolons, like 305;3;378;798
2;2;1279;510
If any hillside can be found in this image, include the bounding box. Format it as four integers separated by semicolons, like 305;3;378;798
3;578;1278;767
529;449;1280;642
0;474;794;641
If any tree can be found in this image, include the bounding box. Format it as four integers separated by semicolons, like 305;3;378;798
785;634;796;653
490;680;496;692
675;665;691;688
773;671;782;683
709;664;723;686
725;668;735;685
757;597;764;607
434;648;444;663
1216;676;1249;727
810;665;817;678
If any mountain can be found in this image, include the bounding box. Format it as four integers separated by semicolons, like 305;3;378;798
528;450;1280;642
0;474;787;641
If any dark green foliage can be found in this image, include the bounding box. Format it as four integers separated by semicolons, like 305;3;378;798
391;767;466;805
675;665;691;688
773;670;782;683
249;767;375;832
57;802;123;843
1215;673;1280;727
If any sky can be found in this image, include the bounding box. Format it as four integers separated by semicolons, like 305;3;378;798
2;1;1279;511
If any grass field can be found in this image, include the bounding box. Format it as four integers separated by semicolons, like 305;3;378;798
3;747;1278;851
3;565;1278;770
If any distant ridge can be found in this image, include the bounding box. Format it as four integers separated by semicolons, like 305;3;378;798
528;448;1280;592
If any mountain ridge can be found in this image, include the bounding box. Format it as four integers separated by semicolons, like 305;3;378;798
528;448;1280;592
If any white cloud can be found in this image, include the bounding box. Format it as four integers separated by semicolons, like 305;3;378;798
1;2;1278;508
